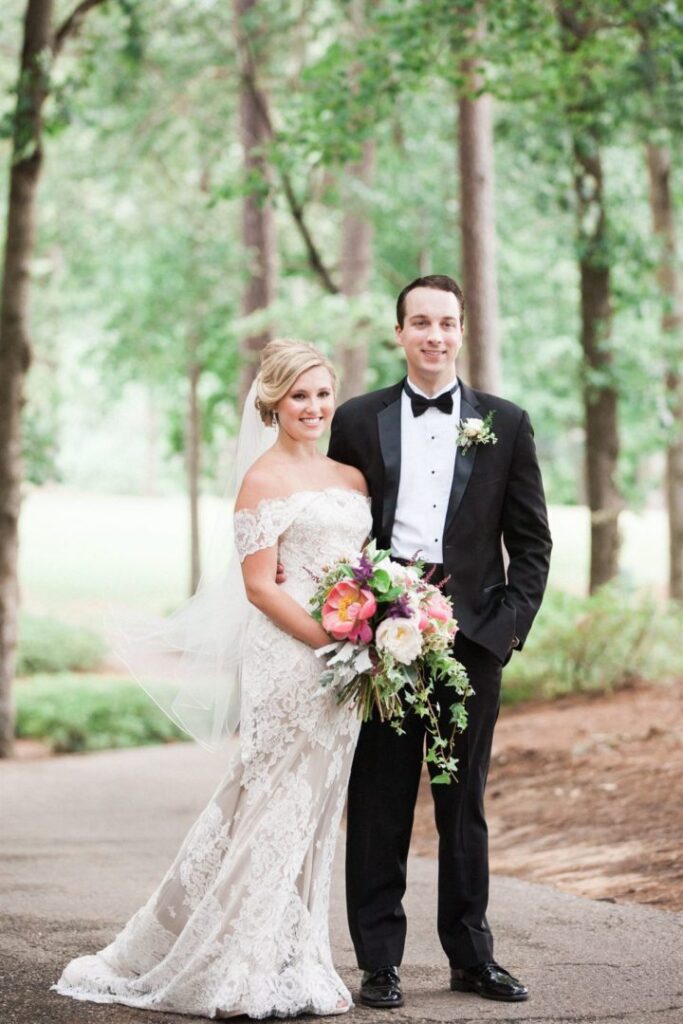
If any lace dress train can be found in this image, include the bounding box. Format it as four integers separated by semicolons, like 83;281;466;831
53;488;371;1019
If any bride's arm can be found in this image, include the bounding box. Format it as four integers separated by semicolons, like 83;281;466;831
235;468;330;647
240;544;330;648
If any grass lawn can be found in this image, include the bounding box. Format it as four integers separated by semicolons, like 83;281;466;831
545;505;668;596
19;487;668;624
19;488;231;622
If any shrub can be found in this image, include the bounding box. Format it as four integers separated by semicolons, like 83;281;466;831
17;615;106;675
503;585;683;705
14;674;188;752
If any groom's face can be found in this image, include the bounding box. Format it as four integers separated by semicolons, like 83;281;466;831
395;287;462;389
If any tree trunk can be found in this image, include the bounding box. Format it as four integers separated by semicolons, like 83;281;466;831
573;136;621;592
646;142;683;600
185;344;201;596
0;0;54;758
558;4;621;594
338;139;375;403
457;17;502;394
235;0;275;405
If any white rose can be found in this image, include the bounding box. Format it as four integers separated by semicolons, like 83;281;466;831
378;557;413;586
375;616;423;665
463;417;483;438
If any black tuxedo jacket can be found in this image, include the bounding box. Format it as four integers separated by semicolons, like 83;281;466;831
328;378;552;662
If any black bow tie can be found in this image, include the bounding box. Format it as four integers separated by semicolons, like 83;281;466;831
404;381;458;417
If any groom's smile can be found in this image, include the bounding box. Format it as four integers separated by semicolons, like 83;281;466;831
395;286;463;395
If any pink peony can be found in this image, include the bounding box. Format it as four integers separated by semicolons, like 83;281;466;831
423;591;452;623
322;580;377;644
418;590;456;637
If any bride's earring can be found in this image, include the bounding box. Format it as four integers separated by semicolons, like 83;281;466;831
272;411;279;427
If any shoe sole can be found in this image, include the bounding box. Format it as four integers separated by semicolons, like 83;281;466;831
359;995;405;1009
450;980;529;1002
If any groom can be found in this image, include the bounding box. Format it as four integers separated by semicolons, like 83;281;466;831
328;275;552;1006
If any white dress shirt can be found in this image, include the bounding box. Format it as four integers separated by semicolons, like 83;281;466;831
391;377;460;564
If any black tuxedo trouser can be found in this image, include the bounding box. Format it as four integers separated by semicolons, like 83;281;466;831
345;630;502;971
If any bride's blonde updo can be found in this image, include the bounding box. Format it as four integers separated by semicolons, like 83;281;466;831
254;338;337;426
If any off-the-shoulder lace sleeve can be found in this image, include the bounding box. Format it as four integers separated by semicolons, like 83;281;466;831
233;496;303;561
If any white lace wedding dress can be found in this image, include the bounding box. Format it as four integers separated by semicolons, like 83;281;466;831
53;487;371;1019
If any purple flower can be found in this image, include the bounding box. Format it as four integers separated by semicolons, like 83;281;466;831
385;595;413;619
352;552;375;584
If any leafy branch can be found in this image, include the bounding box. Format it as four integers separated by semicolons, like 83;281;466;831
234;48;339;295
53;0;110;57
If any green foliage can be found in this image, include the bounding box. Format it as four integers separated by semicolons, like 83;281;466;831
1;0;681;512
22;406;61;485
14;674;187;752
503;586;683;705
17;615;106;676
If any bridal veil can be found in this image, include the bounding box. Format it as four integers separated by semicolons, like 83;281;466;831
113;380;277;751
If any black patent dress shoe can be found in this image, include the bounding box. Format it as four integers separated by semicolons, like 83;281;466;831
450;961;529;1002
360;966;404;1008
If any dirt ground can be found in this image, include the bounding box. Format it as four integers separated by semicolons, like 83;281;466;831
412;676;683;911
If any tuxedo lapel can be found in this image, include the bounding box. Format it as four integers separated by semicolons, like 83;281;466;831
444;380;482;534
376;380;404;542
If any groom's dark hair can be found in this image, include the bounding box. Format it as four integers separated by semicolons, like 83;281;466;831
396;275;465;329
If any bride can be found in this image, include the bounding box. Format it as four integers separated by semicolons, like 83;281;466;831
53;339;371;1019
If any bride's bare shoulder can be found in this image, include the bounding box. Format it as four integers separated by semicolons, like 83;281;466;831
329;459;368;496
235;455;288;513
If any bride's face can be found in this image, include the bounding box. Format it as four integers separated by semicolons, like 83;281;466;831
276;365;335;442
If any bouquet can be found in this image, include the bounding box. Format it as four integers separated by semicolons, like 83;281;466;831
310;541;473;783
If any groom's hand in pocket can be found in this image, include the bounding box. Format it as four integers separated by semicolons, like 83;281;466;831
275;562;287;585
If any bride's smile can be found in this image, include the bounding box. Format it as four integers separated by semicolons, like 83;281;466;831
275;365;336;444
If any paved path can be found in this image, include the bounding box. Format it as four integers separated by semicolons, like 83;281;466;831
1;743;681;1024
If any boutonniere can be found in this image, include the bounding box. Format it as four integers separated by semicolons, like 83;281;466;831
456;411;498;453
